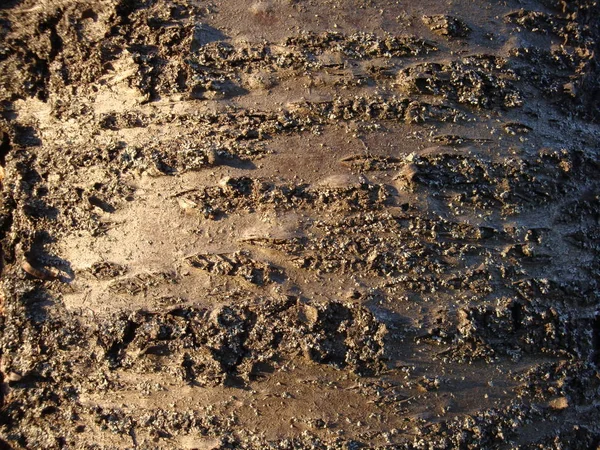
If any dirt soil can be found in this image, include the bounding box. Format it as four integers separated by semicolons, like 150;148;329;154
0;0;600;448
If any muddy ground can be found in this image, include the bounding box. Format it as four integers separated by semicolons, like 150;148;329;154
0;0;599;448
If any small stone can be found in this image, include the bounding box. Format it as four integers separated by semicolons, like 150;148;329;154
548;397;569;410
7;372;22;382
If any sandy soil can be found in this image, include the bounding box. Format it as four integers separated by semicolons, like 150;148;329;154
0;0;600;448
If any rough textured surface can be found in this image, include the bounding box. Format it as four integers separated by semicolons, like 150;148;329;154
0;0;600;448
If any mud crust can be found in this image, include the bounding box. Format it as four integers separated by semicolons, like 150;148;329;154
0;0;600;448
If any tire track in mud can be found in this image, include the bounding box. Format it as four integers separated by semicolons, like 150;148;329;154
0;0;600;448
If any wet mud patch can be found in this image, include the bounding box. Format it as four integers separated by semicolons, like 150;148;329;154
1;0;600;448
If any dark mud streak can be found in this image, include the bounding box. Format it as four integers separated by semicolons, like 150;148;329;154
593;314;600;365
0;132;9;167
573;1;600;120
105;319;140;367
0;131;13;275
41;12;64;63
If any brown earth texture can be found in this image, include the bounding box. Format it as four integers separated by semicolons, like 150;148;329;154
1;0;600;448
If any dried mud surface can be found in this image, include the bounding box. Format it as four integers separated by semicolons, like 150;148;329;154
0;0;600;448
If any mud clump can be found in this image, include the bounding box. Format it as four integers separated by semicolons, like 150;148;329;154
395;55;522;108
97;298;387;386
397;147;593;214
186;251;284;285
175;175;390;220
506;3;600;120
422;15;472;38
